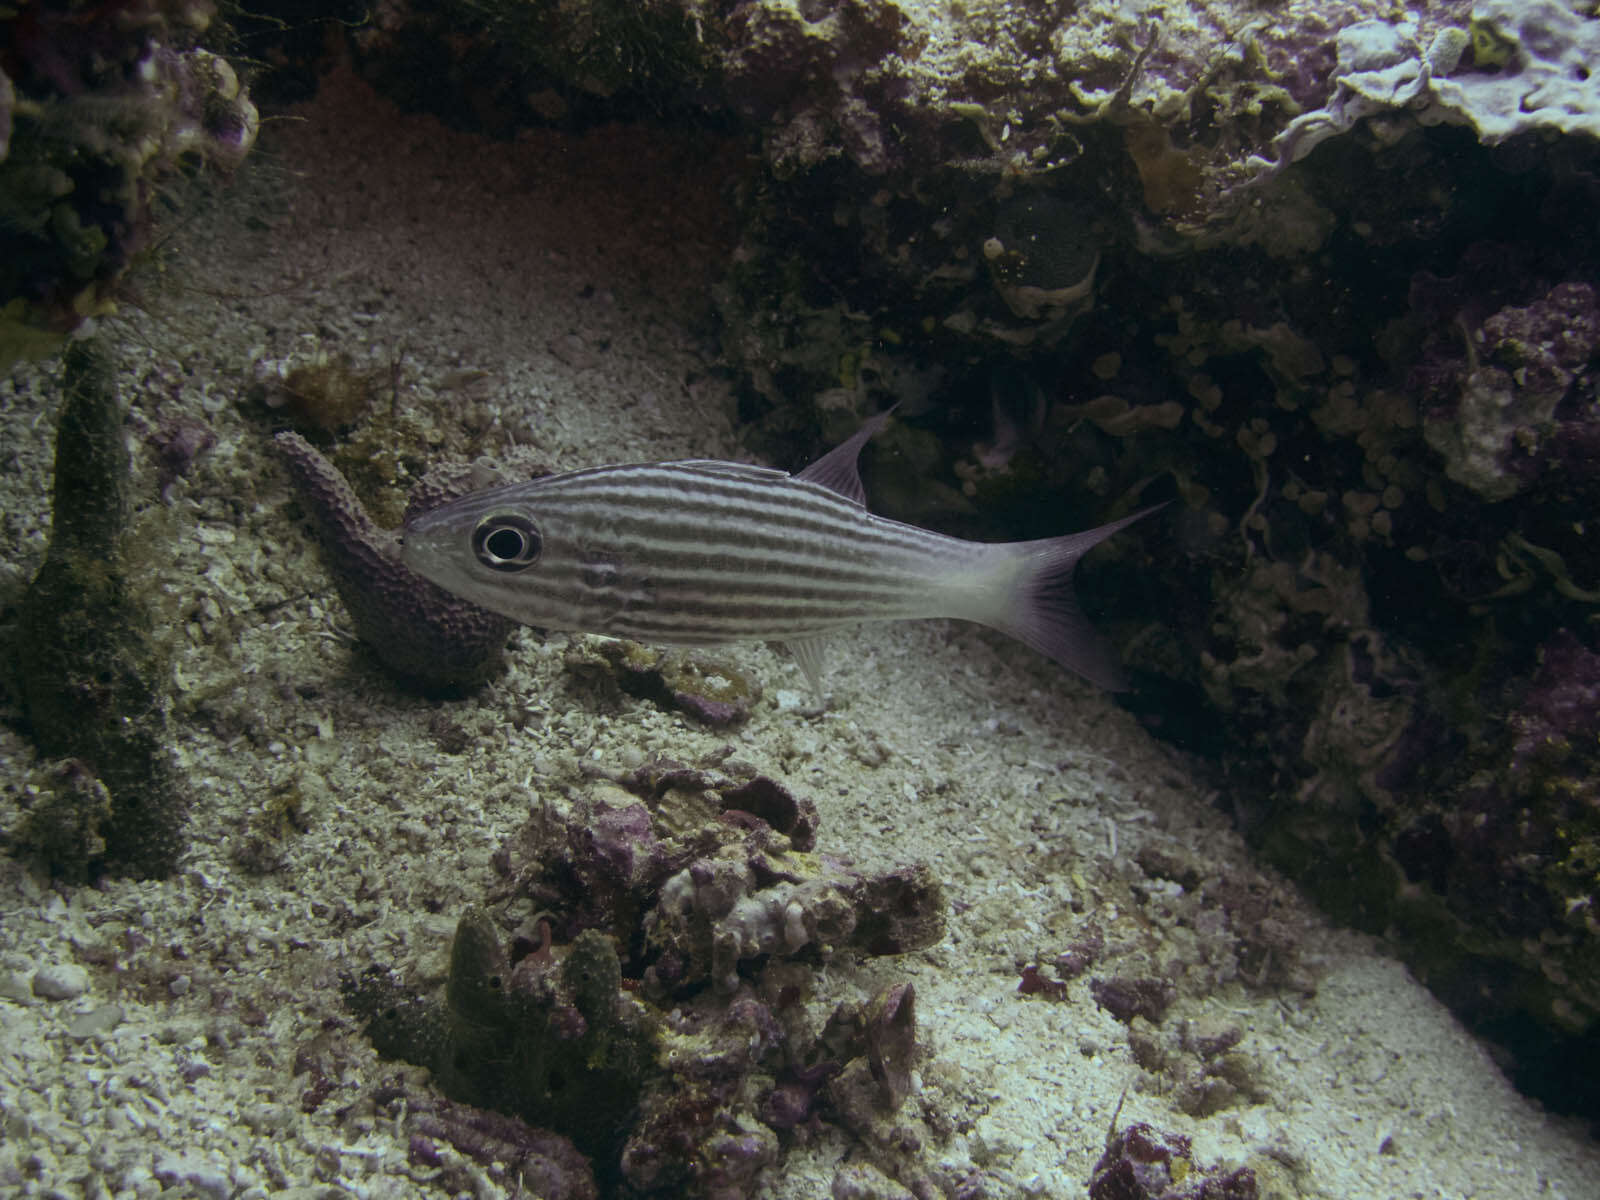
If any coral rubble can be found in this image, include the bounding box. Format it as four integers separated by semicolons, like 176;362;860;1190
346;755;958;1196
1088;1120;1257;1200
563;634;764;727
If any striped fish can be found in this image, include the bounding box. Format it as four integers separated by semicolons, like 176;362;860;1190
400;410;1160;695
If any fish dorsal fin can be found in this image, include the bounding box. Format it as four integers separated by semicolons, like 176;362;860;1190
796;405;898;506
669;459;793;485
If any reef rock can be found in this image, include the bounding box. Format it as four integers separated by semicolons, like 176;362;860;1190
0;3;258;365
347;755;960;1197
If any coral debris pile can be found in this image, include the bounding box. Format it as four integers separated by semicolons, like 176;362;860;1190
345;756;958;1197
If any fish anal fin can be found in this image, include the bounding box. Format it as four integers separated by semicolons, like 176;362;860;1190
796;405;898;506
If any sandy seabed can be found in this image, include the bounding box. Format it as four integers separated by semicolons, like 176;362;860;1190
1;68;1596;1199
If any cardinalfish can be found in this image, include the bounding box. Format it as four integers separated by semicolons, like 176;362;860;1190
400;409;1161;697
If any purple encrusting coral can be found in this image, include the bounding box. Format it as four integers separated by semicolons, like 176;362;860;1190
393;1093;597;1200
1090;976;1177;1025
1379;622;1600;1089
497;757;943;996
1088;1121;1257;1200
1512;631;1600;773
273;432;513;690
1481;283;1600;408
146;416;216;501
1412;276;1600;499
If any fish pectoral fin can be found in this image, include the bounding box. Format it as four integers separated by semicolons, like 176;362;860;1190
782;636;831;705
795;404;898;506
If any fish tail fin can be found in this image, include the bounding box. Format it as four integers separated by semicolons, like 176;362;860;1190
987;504;1165;691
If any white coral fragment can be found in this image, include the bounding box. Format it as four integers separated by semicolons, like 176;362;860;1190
1258;2;1600;177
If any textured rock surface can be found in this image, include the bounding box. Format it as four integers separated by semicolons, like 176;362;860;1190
15;340;191;878
346;758;957;1196
0;2;258;365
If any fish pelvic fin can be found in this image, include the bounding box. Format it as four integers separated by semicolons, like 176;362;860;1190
783;635;831;708
988;504;1166;691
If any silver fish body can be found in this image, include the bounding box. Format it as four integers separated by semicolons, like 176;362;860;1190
400;414;1158;691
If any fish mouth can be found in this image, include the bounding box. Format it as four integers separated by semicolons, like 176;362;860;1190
400;503;451;539
396;514;450;575
395;532;428;576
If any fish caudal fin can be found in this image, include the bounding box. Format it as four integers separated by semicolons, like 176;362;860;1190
990;504;1165;691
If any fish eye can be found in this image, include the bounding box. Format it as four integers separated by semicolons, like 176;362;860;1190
472;514;541;571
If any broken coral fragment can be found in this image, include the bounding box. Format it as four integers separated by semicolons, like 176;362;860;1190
1088;1121;1257;1200
564;635;762;726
